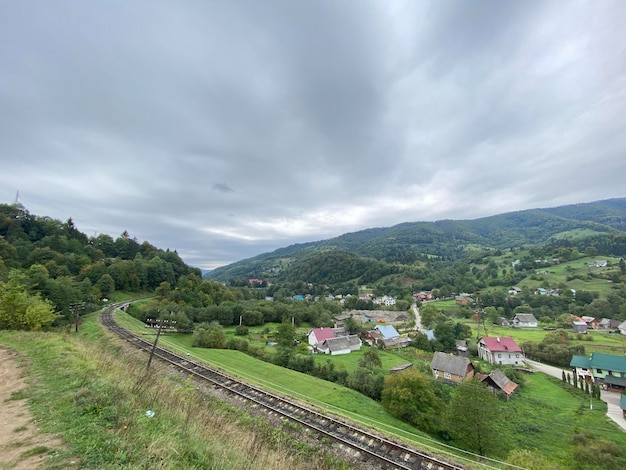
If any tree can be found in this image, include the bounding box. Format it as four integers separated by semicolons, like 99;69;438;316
359;347;382;370
192;321;225;348
419;303;445;329
0;271;57;330
344;316;363;335
96;274;115;298
381;369;445;433
445;380;504;456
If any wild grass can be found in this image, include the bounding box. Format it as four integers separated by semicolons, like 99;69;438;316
0;318;354;470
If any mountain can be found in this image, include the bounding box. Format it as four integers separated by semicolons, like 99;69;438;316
205;198;626;283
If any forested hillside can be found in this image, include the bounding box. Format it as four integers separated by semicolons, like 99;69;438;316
207;198;626;284
0;203;202;327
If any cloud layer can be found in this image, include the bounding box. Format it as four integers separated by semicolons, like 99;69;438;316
1;1;625;269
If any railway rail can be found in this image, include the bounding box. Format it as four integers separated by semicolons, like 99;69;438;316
101;304;467;470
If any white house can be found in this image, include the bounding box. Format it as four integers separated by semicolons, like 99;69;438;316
513;313;538;328
478;336;525;366
307;327;335;347
316;335;361;355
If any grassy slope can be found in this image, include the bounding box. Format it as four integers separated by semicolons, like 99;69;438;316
3;309;626;469
117;309;626;469
0;314;354;470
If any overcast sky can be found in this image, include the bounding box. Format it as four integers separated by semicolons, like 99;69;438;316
1;1;625;269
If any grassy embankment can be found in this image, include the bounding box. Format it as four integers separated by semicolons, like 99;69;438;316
0;313;358;470
118;308;626;469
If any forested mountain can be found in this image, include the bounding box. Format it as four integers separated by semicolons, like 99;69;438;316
207;198;626;283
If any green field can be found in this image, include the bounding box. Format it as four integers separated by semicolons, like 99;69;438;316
3;308;626;469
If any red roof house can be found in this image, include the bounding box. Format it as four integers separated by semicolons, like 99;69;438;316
478;336;524;366
307;327;336;347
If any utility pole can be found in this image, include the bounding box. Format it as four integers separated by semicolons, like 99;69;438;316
147;319;164;371
69;302;85;332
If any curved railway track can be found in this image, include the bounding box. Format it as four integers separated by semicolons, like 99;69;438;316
101;305;467;470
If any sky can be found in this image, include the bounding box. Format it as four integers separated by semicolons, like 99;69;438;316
1;1;625;270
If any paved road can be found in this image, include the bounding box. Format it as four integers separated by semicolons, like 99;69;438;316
525;359;626;432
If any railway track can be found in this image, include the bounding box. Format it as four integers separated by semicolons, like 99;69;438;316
101;305;467;470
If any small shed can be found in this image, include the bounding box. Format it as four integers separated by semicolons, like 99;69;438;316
481;368;518;400
573;321;588;334
390;363;414;374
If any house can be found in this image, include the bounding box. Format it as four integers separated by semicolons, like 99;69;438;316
372;325;411;349
513;313;538;328
570;352;626;390
375;324;400;339
380;336;412;349
508;286;522;296
477;336;525;366
599;318;621;330
307;327;336;347
619;320;626;336
581;316;599;330
362;328;382;346
316;335;362;355
455;294;474;306
480;369;518;400
572;321;588;334
431;352;475;384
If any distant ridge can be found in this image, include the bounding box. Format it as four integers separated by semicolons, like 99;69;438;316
206;197;626;282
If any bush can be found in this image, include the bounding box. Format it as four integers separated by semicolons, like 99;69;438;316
235;324;249;336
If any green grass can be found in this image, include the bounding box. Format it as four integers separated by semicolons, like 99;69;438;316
0;315;356;470
5;308;626;469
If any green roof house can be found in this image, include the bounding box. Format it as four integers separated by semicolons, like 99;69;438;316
570;352;626;390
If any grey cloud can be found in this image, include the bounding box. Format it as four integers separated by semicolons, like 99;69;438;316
1;0;624;269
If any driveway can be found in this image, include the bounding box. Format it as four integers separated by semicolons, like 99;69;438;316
525;359;626;432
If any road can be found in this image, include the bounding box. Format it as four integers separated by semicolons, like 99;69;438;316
525;359;626;432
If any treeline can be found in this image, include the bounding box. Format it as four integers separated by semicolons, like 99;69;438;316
0;203;198;327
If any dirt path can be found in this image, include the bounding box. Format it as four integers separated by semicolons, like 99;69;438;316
0;346;65;470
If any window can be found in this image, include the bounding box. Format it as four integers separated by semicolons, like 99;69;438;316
498;353;502;358
596;369;602;374
444;372;451;380
516;354;520;358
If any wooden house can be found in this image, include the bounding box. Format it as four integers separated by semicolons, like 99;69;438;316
431;352;474;384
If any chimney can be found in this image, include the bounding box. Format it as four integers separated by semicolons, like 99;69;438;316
497;336;500;342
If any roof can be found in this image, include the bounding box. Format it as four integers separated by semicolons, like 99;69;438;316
322;335;360;352
479;336;522;353
603;375;626;387
589;352;626;373
390;363;414;373
570;355;592;368
484;369;518;396
309;327;335;343
514;313;537;322
431;352;473;377
573;321;587;326
375;325;400;339
382;336;412;348
420;329;436;340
